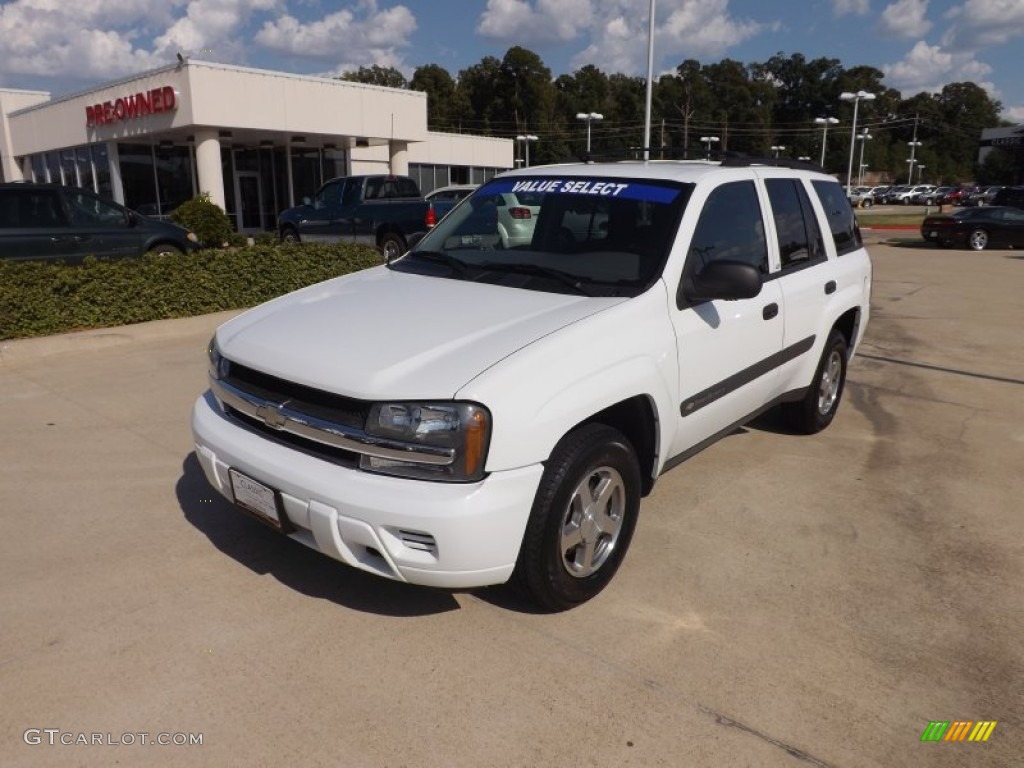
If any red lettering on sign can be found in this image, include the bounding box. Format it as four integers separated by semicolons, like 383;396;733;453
83;85;178;126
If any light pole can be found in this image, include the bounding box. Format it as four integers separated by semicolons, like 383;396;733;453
907;140;922;183
917;165;926;184
856;129;872;186
700;135;719;159
643;0;656;160
516;134;538;167
840;90;875;193
770;145;786;158
575;112;603;154
815;117;839;167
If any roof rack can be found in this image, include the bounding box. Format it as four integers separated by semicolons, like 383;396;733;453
572;147;825;172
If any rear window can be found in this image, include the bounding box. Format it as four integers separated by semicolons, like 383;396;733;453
811;180;862;256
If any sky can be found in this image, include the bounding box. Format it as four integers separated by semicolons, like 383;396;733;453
1;0;1022;122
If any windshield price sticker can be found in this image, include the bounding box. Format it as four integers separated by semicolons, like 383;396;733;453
485;178;680;204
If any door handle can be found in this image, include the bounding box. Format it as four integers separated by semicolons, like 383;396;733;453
762;302;779;320
825;280;837;295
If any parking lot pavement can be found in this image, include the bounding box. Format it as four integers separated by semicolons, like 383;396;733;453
1;243;1021;767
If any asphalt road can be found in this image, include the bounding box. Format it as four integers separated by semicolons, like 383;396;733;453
1;238;1021;767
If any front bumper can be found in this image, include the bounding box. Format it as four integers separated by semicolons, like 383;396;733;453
191;391;543;589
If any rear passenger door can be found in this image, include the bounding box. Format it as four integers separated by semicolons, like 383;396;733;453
0;188;76;261
668;180;785;456
762;177;832;394
63;188;140;258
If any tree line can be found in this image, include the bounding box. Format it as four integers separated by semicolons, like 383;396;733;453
341;48;1020;185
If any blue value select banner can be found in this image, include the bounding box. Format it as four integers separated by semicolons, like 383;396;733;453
483;178;681;204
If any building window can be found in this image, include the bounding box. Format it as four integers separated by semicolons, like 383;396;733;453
154;144;194;217
118;143;159;214
45;152;61;184
290;147;321;202
93;145;112;198
76;147;94;193
60;150;78;186
30;155;45;183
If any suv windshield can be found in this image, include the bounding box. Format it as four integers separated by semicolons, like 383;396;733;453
392;176;692;296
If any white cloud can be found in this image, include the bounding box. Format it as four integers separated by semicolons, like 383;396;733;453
477;0;594;44
882;40;994;95
877;0;931;39
942;0;1024;50
0;0;279;80
256;1;417;72
833;0;870;16
1003;105;1024;122
565;0;773;75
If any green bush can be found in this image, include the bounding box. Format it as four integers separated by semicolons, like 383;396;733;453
0;243;382;340
170;196;236;247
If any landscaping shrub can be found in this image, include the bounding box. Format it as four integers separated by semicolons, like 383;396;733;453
0;243;382;340
170;195;236;247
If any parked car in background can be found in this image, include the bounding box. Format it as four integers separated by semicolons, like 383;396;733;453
991;186;1024;211
879;185;907;205
0;182;200;261
965;185;1004;206
278;174;457;260
941;187;973;207
424;184;477;204
869;185;891;202
894;185;936;205
913;186;953;205
846;186;875;207
921;205;1024;250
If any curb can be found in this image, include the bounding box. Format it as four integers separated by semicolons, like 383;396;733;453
0;310;242;367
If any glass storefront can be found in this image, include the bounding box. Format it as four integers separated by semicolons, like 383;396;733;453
410;163;502;194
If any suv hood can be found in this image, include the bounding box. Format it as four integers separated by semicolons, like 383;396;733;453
216;266;625;400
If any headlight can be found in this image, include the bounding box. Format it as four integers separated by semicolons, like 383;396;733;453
362;402;491;482
207;336;230;380
187;231;200;243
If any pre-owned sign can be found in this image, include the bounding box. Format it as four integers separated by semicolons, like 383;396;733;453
86;86;177;127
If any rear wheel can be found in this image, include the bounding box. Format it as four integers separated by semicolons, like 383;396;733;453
379;232;407;261
513;424;641;611
783;329;848;434
968;229;989;251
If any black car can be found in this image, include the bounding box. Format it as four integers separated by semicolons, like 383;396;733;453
921;205;1024;250
0;183;200;261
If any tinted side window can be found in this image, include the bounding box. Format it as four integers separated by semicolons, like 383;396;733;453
0;190;68;228
766;179;826;269
66;190;127;226
811;180;861;256
687;181;767;273
314;182;341;208
396;178;420;198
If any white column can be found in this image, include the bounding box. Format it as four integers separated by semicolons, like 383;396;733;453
389;141;409;176
194;129;226;210
107;142;124;204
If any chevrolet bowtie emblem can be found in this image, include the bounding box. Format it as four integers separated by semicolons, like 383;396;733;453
255;403;288;429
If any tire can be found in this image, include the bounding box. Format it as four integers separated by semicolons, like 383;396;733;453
513;424;641;611
782;328;848;434
862;198;873;208
280;227;300;244
968;229;989;251
145;243;183;257
379;232;407;261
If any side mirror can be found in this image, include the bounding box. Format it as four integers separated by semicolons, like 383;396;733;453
683;260;762;303
127;210;138;227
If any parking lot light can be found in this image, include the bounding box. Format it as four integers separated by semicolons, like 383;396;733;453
814;117;839;167
515;134;538;167
700;135;719;159
840;91;875;194
575;112;603;154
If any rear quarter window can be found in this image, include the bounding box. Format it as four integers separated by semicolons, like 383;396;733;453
811;180;862;256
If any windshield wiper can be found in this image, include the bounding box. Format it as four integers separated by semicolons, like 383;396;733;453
397;250;473;277
477;261;594;296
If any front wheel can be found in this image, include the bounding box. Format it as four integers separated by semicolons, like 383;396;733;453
379;232;407;261
280;227;300;244
968;229;989;251
861;198;873;208
513;424;641;611
783;329;849;434
145;243;183;257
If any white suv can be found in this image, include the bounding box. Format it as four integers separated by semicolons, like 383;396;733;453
192;158;872;610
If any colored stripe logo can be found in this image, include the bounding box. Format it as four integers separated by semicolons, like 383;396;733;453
921;721;997;742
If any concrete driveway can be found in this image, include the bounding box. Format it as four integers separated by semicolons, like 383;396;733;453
1;239;1021;767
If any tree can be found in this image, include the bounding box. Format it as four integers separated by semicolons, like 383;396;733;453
338;65;408;89
455;56;503;133
410;64;467;132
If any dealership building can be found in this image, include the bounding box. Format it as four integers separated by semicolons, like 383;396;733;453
0;59;513;231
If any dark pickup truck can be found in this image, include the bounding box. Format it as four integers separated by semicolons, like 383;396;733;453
277;174;454;260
